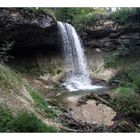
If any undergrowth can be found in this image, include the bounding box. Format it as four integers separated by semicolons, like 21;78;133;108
12;112;58;132
104;41;140;123
0;105;58;132
0;64;23;91
110;89;140;122
0;105;14;132
27;86;57;119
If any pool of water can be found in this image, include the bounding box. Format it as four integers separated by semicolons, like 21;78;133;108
51;86;108;109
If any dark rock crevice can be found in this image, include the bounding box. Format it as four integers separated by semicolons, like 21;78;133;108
0;8;60;66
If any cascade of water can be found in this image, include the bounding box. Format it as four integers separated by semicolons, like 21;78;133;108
57;21;102;91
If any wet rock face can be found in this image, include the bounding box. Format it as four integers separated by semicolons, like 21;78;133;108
85;20;140;51
0;8;59;60
0;8;55;30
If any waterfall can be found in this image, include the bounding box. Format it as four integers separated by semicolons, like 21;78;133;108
58;21;102;91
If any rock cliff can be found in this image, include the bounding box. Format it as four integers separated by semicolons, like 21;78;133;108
84;19;140;51
0;8;59;65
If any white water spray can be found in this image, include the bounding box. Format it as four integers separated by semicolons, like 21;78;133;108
58;21;102;91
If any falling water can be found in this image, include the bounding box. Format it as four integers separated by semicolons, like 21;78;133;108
58;21;102;91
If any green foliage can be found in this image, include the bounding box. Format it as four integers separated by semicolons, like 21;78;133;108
104;41;140;69
54;8;108;32
127;68;140;88
0;41;14;63
27;86;57;119
110;89;140;121
0;105;14;132
14;65;45;77
104;49;127;68
53;8;140;33
113;86;135;95
81;10;108;25
108;52;140;120
14;64;61;77
20;8;55;19
112;119;136;132
105;47;140;91
0;64;23;91
104;53;119;68
54;8;107;23
12;112;58;132
55;8;78;23
115;45;130;57
45;67;55;76
133;77;140;88
0;105;58;132
109;8;132;24
109;8;140;24
40;8;56;17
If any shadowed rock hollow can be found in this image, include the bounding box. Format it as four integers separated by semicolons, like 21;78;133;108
0;8;61;66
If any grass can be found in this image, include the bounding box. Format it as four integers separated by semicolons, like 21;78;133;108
12;112;58;132
113;85;136;95
0;105;58;132
104;41;140;69
13;65;45;77
110;85;140;122
0;64;60;119
104;53;122;69
0;64;59;132
111;63;140;91
0;105;14;132
127;68;140;88
133;75;140;88
27;86;57;119
13;64;63;77
105;46;140;122
0;64;23;91
105;46;140;91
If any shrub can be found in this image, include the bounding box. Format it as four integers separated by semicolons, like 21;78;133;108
0;105;14;132
127;68;140;88
27;87;57;119
82;11;108;25
0;41;14;63
109;8;140;24
104;41;140;69
133;76;140;88
115;45;130;57
0;105;58;132
113;86;135;95
0;64;23;91
110;89;140;121
104;54;118;68
20;8;55;19
12;112;58;132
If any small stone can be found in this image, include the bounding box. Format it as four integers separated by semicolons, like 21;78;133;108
95;48;102;52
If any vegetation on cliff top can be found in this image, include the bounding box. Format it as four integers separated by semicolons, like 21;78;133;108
32;8;140;31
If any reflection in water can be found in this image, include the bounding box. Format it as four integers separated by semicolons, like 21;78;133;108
52;87;108;109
